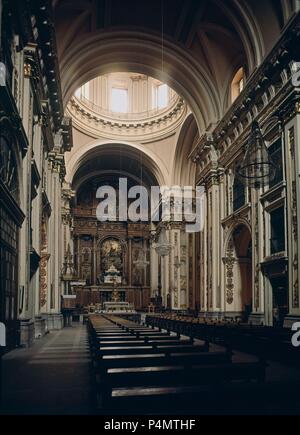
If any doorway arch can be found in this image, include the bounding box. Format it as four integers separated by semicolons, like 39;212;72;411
224;223;252;320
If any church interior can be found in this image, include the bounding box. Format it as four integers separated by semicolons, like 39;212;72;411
1;0;300;416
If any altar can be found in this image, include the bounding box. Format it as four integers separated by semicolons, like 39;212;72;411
103;264;122;284
73;284;150;309
98;301;136;314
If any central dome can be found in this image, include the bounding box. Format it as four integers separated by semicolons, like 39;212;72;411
73;72;180;121
67;72;187;141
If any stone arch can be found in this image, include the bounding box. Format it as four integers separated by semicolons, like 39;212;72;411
223;220;252;318
281;0;300;24
214;0;264;67
52;0;287;131
66;139;168;187
224;218;252;254
171;112;198;186
60;30;220;131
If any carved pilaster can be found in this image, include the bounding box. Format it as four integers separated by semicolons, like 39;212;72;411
48;151;66;181
288;126;299;309
39;215;50;309
253;202;260;310
224;241;235;305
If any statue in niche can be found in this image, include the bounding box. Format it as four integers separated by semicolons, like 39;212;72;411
82;268;91;285
82;247;91;263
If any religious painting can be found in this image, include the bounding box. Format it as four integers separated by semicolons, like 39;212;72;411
100;238;123;283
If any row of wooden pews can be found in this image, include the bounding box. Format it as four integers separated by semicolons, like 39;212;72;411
88;314;267;414
146;315;299;365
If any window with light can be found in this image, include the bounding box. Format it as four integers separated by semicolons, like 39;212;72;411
153;83;169;109
75;82;90;100
111;88;128;113
231;67;245;102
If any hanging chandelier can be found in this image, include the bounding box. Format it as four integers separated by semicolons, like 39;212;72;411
237;121;276;189
155;226;173;257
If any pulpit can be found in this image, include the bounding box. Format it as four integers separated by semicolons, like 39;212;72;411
61;295;77;327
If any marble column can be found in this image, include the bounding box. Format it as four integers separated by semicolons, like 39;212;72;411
150;240;159;297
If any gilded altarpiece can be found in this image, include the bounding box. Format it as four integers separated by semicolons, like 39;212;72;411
73;216;151;308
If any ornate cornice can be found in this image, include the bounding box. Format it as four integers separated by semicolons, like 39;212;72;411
190;13;300;174
61;117;73;152
48;151;66;181
62;187;75;201
221;204;251;229
66;96;187;141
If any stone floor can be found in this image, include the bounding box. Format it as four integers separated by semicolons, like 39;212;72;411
0;323;94;415
1;322;300;415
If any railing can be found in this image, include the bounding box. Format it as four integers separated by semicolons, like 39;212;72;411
75;93;181;121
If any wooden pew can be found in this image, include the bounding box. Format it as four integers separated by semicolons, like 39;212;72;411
96;359;266;411
97;343;209;356
101;361;265;389
101;382;266;414
95;334;180;341
88;314;267;414
146;314;300;365
95;350;233;370
96;339;195;347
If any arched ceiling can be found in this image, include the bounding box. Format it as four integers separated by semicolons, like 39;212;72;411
171;112;198;186
73;152;158;192
52;0;287;131
69;141;166;191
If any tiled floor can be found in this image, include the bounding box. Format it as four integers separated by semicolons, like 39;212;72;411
1;323;93;415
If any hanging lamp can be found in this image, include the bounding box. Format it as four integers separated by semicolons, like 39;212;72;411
237;121;276;188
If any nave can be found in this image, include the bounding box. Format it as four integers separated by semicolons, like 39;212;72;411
1;1;300;417
2;318;300;415
1;324;92;415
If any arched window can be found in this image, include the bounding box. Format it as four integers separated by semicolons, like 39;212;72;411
75;82;90;100
111;87;128;113
231;67;245;103
152;83;169;109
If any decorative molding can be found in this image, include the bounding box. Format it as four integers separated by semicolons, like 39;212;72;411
190;14;300;179
67;96;187;141
221;204;251;229
223;241;235;305
39;215;50;308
